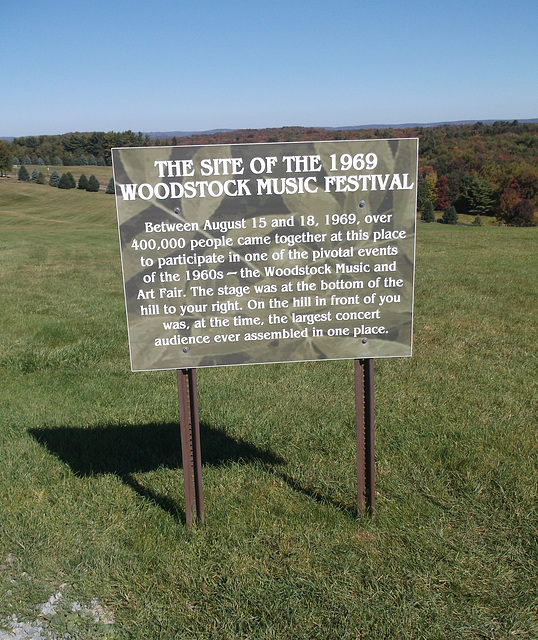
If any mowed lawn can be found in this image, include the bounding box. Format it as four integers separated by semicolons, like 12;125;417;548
0;177;536;639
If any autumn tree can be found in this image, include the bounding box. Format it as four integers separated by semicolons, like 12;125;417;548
500;199;536;227
496;188;520;223
435;174;450;210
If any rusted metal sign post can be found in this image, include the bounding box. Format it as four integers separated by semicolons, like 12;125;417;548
355;358;375;517
176;368;204;526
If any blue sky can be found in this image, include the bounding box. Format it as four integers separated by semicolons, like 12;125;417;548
2;0;537;137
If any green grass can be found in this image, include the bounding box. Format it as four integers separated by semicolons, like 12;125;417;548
0;179;537;639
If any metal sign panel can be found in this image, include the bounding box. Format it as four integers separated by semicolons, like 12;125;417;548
113;139;418;370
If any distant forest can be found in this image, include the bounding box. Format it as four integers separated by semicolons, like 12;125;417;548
2;120;537;225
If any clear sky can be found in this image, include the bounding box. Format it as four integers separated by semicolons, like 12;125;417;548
2;0;537;137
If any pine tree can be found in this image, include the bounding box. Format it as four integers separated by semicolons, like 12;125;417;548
105;177;115;194
58;173;73;189
18;165;30;182
49;170;60;187
0;142;13;175
37;172;46;185
30;168;38;182
87;175;100;192
78;174;89;190
421;201;435;223
442;205;458;225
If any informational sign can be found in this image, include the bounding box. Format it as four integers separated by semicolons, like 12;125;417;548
113;139;418;371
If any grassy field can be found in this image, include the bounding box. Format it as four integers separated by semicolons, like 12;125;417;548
0;177;536;639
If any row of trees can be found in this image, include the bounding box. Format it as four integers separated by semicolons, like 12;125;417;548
13;153;107;167
16;164;114;194
8;130;150;167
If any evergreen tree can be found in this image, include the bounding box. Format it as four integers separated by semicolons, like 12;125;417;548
417;179;430;210
54;156;63;166
105;177;115;194
63;153;76;166
18;165;30;181
49;170;60;187
0;142;11;175
77;174;89;190
37;172;46;185
442;205;459;225
421;201;435;222
58;173;76;189
79;154;88;165
12;156;20;166
472;215;483;226
87;174;100;192
66;172;76;188
30;168;38;182
24;155;31;165
97;156;106;166
58;173;69;189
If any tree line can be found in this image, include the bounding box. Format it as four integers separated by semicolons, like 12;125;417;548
6;130;150;168
1;121;536;226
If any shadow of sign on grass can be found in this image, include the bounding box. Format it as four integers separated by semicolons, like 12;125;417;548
29;421;284;523
30;421;357;521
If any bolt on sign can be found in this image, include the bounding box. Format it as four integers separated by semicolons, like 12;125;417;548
112;139;418;371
